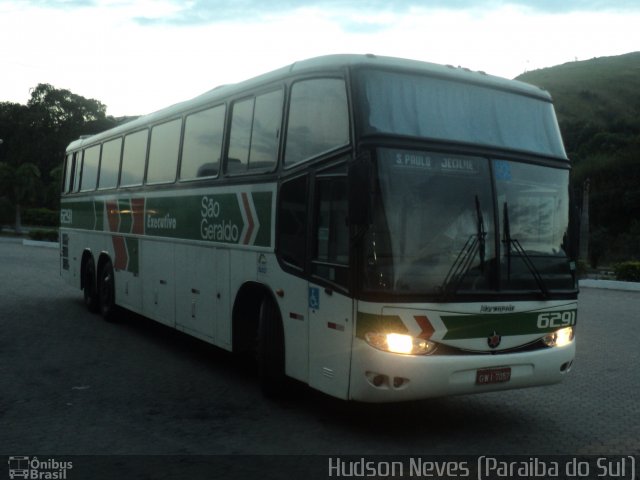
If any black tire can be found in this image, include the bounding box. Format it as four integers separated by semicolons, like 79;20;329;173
257;296;286;397
98;260;118;322
82;256;99;313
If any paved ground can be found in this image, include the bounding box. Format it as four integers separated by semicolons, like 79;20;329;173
0;241;638;477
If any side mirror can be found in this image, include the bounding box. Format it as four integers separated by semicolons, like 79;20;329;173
348;152;373;227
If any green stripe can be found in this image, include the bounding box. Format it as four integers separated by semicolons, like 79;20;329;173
61;200;95;229
125;237;139;274
62;191;273;247
252;191;272;247
441;310;577;339
94;200;104;231
355;309;577;341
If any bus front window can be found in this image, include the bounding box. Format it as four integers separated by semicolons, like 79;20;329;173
495;160;574;291
363;149;495;295
362;149;575;297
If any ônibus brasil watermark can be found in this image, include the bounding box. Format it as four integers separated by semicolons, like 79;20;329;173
7;456;72;479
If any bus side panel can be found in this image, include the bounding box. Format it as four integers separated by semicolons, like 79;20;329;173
215;248;231;350
59;229;78;288
141;239;176;328
173;243;232;350
175;244;216;341
115;268;143;314
307;286;353;400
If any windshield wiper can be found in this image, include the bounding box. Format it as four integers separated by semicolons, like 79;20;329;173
502;202;549;298
439;196;487;299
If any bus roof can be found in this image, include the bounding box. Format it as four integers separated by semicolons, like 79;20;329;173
66;54;551;152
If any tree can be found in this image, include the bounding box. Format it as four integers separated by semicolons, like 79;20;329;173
25;84;116;198
0;161;41;234
0;85;118;215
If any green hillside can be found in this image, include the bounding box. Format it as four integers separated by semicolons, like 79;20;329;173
517;52;640;155
517;53;640;265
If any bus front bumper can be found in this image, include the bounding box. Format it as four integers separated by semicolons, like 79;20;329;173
348;338;575;402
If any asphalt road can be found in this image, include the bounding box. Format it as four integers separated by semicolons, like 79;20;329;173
0;240;638;476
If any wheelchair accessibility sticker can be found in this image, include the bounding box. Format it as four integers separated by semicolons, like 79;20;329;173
309;287;320;310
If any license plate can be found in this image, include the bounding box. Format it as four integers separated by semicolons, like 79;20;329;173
476;367;511;385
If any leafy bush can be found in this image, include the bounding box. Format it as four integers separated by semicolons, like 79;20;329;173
576;260;589;278
28;229;59;242
22;208;59;227
613;261;640;282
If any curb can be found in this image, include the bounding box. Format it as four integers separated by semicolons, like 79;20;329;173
579;279;640;292
22;239;60;249
0;236;23;244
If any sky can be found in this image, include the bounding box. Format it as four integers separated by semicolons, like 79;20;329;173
1;0;639;117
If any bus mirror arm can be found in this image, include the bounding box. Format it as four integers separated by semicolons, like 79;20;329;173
348;153;373;227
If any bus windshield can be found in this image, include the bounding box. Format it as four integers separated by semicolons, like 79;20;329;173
362;148;575;297
357;69;566;159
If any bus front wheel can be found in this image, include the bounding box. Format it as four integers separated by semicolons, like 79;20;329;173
98;260;118;322
258;296;286;397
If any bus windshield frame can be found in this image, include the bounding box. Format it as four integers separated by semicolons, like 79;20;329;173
352;67;575;301
358;147;576;301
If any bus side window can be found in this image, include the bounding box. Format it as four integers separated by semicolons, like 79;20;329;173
147;118;182;184
227;89;283;175
120;130;149;187
181;104;225;180
98;137;122;189
284;78;349;167
277;175;308;270
312;176;349;286
249;89;282;171
80;145;100;192
73;151;83;192
63;153;74;193
121;130;148;187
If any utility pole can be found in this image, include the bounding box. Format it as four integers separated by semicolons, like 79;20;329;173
579;179;590;262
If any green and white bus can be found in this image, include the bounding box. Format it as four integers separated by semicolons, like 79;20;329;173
60;54;578;402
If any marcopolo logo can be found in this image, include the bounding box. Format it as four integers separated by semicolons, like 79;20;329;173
200;195;240;242
8;456;73;479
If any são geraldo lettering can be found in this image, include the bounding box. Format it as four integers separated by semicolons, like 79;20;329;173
200;195;239;242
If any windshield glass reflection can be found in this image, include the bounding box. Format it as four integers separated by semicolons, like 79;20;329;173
362;149;574;297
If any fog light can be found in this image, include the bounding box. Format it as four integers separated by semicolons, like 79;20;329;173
543;327;574;347
365;332;437;355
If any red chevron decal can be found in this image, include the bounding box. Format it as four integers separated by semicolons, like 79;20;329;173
415;315;435;340
106;201;128;270
240;192;254;245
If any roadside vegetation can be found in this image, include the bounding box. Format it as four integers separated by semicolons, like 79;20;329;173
517;52;640;274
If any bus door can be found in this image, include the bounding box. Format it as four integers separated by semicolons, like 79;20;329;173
307;174;353;399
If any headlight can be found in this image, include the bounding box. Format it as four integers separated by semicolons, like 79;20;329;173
542;326;575;347
365;332;437;355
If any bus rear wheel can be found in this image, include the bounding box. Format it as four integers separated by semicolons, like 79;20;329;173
82;256;99;313
98;260;118;322
258;296;286;397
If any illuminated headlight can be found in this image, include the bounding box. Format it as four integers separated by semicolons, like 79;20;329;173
365;332;437;355
542;327;575;347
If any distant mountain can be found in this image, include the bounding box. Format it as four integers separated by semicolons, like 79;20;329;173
516;52;640;159
517;53;640;264
516;52;640;131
